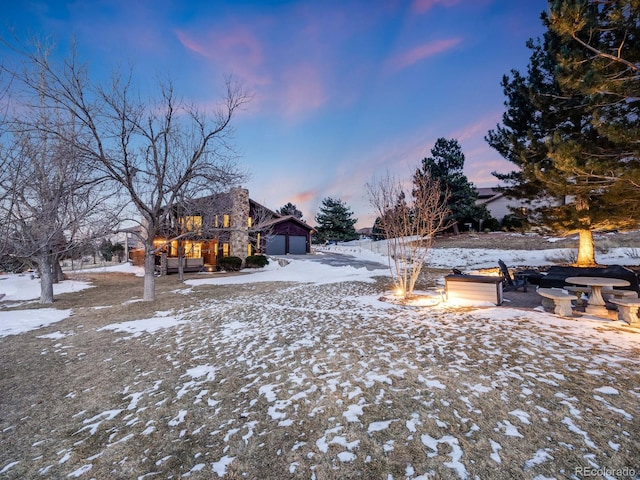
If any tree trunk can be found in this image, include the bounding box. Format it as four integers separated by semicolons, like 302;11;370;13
38;255;54;304
53;259;64;283
177;240;185;282
143;249;156;301
575;229;596;266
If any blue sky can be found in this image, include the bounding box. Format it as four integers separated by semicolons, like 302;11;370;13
3;0;548;228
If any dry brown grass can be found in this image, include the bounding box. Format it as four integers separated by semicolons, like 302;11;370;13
1;271;639;479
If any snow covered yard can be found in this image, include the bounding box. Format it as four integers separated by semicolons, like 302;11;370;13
1;249;639;479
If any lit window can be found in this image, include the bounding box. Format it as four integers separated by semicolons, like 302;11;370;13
247;243;252;257
184;241;202;258
214;215;219;228
180;216;202;234
222;243;229;256
223;215;230;228
247;217;252;228
256;233;261;252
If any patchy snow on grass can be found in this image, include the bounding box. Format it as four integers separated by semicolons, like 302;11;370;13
97;315;189;338
594;386;619;395
0;309;73;338
0;274;92;302
2;237;640;478
185;257;381;287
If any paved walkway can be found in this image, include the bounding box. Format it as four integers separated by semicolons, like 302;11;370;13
502;288;543;310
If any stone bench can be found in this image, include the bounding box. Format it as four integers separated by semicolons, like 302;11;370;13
602;288;638;300
538;288;574;317
608;298;640;325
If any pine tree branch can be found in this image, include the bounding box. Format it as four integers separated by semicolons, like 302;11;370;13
570;31;639;73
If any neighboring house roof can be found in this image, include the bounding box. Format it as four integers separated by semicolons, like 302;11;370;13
475;187;504;205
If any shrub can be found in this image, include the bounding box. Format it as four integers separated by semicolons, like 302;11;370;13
501;214;530;232
482;217;501;232
218;256;242;271
245;255;269;268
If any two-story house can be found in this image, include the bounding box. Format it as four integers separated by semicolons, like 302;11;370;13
131;188;314;272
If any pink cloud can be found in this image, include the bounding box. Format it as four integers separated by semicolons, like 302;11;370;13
450;113;499;142
176;26;330;119
389;37;463;72
278;63;328;118
411;0;463;14
291;190;318;204
175;27;270;89
175;30;211;59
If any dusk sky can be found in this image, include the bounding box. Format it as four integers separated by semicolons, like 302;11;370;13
3;0;549;228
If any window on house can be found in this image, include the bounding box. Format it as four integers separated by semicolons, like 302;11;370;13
256;233;261;253
247;243;252;257
153;238;168;252
247;217;252;228
214;215;219;228
223;214;230;228
180;215;202;234
183;241;202;258
222;243;229;257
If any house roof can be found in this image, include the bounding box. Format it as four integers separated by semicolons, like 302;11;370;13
258;214;314;232
476;187;504;204
249;198;280;218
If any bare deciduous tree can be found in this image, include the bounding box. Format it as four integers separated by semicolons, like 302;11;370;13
4;38;249;301
366;171;451;299
0;107;116;303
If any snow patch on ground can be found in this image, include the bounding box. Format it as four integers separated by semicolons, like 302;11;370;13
0;309;73;338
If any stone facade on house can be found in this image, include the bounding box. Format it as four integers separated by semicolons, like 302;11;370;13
229;187;250;260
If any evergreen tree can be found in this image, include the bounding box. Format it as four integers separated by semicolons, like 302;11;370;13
549;0;640;149
371;217;386;240
414;138;490;229
277;202;303;219
549;0;640;165
313;197;358;243
99;239;114;262
486;2;640;266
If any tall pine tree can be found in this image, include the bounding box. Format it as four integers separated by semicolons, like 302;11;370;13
486;2;640;266
277;202;303;219
549;0;640;159
414;138;490;230
314;197;359;243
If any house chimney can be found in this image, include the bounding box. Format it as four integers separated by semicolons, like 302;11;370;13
229;187;249;262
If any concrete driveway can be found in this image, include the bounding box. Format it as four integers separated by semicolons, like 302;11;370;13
275;251;388;272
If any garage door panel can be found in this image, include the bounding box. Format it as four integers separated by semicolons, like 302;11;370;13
289;235;307;254
265;235;286;255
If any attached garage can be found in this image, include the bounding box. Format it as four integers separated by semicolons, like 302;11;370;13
259;215;313;256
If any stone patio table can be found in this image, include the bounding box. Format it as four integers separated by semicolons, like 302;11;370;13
565;276;630;317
